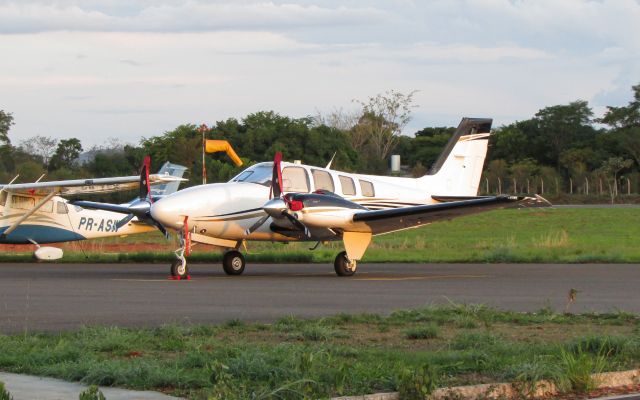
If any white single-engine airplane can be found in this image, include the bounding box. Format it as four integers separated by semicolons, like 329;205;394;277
0;159;186;260
74;118;548;278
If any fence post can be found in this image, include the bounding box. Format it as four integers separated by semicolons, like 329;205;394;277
527;179;530;194
628;178;631;195
599;179;603;195
513;178;517;194
541;178;544;195
485;178;489;194
585;177;589;195
498;178;502;194
569;178;573;194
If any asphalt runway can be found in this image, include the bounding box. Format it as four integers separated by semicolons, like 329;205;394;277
0;262;639;333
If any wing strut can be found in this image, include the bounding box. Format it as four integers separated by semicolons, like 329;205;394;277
0;191;57;239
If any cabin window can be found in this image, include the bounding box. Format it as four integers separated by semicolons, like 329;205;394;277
57;201;68;214
339;175;356;196
360;180;375;197
11;195;35;210
0;192;6;206
312;169;334;192
282;167;310;193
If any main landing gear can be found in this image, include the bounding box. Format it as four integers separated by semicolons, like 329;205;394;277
334;251;357;277
222;250;246;275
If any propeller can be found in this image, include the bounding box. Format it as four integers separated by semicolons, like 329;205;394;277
73;156;169;237
244;152;310;237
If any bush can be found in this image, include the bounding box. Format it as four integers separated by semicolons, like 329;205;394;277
78;385;106;400
396;364;438;400
404;324;439;340
557;347;606;393
0;381;13;400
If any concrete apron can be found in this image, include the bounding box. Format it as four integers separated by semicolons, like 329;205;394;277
0;372;183;400
332;369;640;400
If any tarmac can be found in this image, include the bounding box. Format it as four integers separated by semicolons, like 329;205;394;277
1;262;640;333
0;372;181;400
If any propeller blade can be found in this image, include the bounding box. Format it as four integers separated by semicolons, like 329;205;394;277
139;155;152;202
151;218;169;238
244;213;270;236
115;214;134;229
283;212;310;238
271;152;283;199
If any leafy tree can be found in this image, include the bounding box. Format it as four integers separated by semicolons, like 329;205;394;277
0;110;13;146
599;83;640;129
0;110;14;171
19;135;58;166
351;90;417;163
596;157;634;202
48;138;82;171
533;100;596;167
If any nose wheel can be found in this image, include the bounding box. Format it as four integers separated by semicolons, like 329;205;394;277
223;251;246;275
170;258;189;279
334;251;357;276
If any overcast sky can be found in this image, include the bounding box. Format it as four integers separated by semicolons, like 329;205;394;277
1;0;639;147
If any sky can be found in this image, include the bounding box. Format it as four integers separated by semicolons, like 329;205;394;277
1;0;639;147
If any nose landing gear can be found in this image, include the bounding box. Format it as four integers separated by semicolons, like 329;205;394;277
170;229;190;280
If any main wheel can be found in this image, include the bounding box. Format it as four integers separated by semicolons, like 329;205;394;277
223;251;245;275
334;251;357;277
171;259;189;279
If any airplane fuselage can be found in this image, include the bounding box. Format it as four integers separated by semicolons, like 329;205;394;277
0;194;153;244
150;162;444;243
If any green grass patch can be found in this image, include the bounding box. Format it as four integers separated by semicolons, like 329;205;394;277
4;207;640;264
0;304;639;399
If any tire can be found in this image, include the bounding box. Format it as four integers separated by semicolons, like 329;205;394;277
223;251;245;275
171;259;189;279
334;251;357;277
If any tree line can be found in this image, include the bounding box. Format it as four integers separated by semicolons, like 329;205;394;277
1;84;639;201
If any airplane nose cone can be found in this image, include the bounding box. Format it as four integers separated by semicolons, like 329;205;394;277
150;196;184;229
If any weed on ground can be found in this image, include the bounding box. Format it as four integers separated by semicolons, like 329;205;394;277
0;304;638;399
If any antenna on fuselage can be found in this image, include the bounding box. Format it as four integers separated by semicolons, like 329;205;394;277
325;151;337;169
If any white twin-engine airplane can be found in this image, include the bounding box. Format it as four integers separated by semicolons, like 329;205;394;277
0;160;186;260
75;117;548;278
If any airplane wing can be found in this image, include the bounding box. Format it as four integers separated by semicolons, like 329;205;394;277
350;195;547;235
0;174;185;196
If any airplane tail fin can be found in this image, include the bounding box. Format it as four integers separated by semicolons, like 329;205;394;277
418;117;492;197
149;162;188;198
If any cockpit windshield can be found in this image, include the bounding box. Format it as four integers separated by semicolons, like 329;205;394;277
229;164;272;186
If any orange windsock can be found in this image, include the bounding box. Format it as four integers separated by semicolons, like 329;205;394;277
205;140;243;167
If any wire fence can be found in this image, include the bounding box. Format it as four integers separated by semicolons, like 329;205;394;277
479;175;639;196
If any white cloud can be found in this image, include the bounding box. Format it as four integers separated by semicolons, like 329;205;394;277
0;0;638;146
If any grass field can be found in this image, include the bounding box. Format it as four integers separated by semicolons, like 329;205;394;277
0;304;638;399
2;207;640;264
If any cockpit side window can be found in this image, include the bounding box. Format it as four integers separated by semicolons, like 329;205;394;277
282;167;310;193
57;201;69;214
0;192;6;207
230;165;272;187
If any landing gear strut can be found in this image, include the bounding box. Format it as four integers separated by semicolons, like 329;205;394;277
223;250;246;275
170;229;190;279
334;251;357;277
